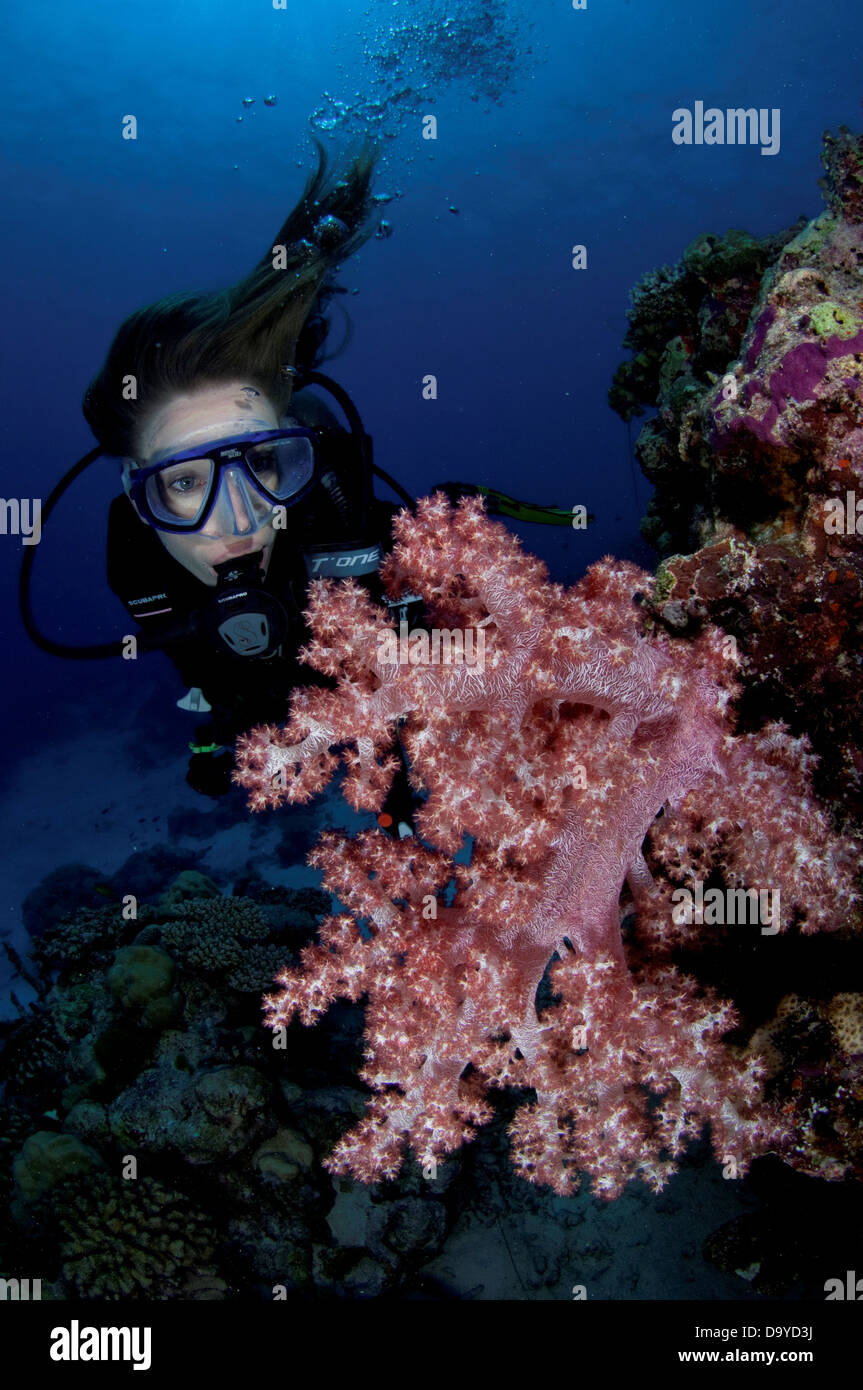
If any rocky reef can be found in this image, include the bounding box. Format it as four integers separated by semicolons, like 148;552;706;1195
0;859;459;1299
611;116;863;830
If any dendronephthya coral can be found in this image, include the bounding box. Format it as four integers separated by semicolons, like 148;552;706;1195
233;495;859;1199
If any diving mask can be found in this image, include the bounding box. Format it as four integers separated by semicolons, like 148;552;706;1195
122;427;318;536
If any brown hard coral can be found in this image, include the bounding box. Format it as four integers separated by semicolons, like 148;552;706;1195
743;991;863;1183
826;992;863;1056
56;1173;219;1300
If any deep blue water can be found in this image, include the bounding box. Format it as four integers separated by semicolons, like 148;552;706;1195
3;0;861;765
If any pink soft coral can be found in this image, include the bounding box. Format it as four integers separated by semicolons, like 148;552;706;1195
234;496;858;1198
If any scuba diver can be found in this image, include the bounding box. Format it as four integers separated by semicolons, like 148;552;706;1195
20;139;585;823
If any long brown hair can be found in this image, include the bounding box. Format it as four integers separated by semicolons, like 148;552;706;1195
83;137;380;457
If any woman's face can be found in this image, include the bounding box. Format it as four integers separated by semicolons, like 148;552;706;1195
133;381;286;587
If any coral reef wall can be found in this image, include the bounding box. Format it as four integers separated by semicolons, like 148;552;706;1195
611;118;863;828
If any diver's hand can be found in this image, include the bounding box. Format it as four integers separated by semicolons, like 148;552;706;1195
186;749;235;799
